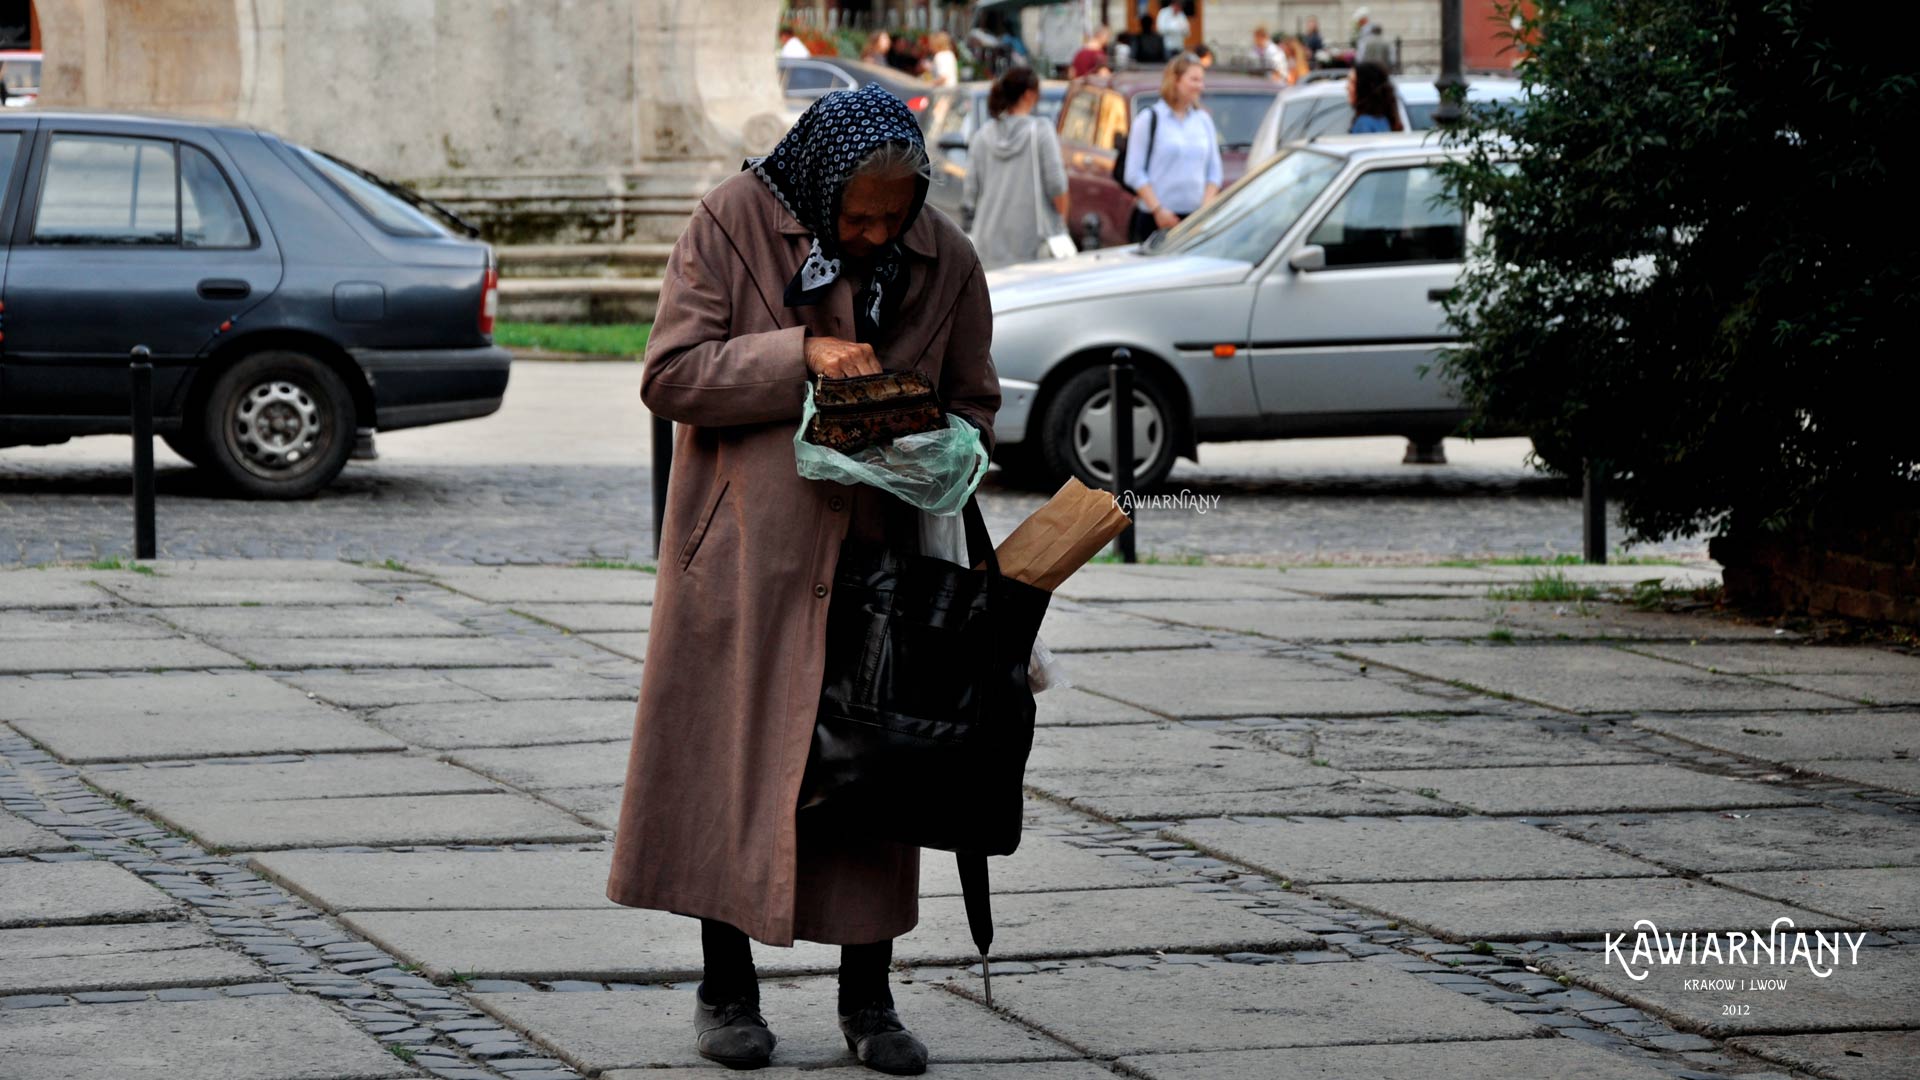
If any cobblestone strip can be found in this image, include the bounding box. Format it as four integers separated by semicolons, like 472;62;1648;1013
0;732;586;1080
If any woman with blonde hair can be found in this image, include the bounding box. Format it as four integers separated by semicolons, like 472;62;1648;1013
926;31;959;87
1121;52;1222;243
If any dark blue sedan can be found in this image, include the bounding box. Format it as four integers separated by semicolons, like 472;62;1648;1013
0;110;509;497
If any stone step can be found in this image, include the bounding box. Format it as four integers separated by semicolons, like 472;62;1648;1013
496;277;662;325
496;243;676;279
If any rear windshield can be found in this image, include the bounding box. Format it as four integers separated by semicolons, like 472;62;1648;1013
289;144;455;238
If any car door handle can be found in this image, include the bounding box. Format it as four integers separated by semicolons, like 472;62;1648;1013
1427;288;1451;302
198;279;251;300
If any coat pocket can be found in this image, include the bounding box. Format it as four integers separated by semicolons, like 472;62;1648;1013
677;478;731;572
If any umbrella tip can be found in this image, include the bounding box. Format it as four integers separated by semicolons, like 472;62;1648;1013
980;951;992;1006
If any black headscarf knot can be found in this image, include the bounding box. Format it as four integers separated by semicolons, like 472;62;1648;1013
745;83;929;341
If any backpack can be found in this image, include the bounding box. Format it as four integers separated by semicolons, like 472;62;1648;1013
1110;105;1157;195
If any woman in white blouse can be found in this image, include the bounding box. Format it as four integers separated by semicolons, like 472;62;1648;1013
1121;53;1222;243
927;32;959;88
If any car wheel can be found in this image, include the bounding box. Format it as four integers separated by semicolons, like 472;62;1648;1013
1037;366;1178;493
200;350;356;499
160;430;210;468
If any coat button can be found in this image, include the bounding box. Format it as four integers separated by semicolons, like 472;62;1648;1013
828;496;844;511
814;583;828;598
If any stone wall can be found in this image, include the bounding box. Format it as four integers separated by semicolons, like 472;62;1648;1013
1711;508;1920;626
33;0;789;243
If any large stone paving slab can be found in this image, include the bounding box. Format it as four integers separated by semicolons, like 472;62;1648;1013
599;1067;1114;1080
1314;876;1852;942
542;785;625;829
968;960;1540;1056
1;672;405;762
0;569;114;607
1053;567;1303;602
155;792;602;851
1557;807;1920;873
1117;1039;1685;1080
278;668;491;708
250;849;622;912
1357;764;1810;815
476;980;1076;1073
1068;784;1457;820
0;807;69;855
1635;643;1920;703
1783;757;1920;796
1031;608;1217;652
136;558;417;582
1541;946;1920;1036
917;834;1169;895
0;636;243;673
90;575;398;606
0;859;178;927
1109;598;1496;643
1709;868;1918;930
448;741;629;790
577;632;650;660
344;887;1313;981
1347;643;1848;713
0;993;413;1080
369;698;636;749
159;603;478;639
428;565;656;604
1729;1031;1920;1080
209;635;540;669
83;754;501;805
1259;715;1648;769
0;922;264;995
1168;816;1664;884
0;609;178;640
1033;686;1164;726
443;666;638;701
513;602;653;633
1635;711;1919;764
1060;650;1459;717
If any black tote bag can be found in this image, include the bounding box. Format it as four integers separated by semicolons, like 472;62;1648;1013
799;493;1051;856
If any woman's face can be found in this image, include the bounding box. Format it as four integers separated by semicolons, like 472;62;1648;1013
838;172;918;258
875;32;890;52
1176;65;1205;107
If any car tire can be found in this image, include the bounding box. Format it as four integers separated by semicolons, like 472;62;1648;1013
200;350;356;499
1035;365;1179;493
161;430;210;468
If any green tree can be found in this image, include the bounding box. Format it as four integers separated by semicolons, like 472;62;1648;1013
1438;0;1917;548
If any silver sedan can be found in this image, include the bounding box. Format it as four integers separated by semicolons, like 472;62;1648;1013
985;133;1476;491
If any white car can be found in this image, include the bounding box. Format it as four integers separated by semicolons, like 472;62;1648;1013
1248;73;1525;166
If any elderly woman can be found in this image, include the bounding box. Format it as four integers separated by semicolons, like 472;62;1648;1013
605;84;998;1075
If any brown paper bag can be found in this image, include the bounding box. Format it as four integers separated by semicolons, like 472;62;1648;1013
984;477;1134;592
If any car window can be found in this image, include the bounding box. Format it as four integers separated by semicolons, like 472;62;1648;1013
933;93;970;142
1094;93;1128;151
1405;95;1527;130
290;143;454;238
1283;98;1360;143
1153;147;1342;264
0;132;19;218
1307;165;1464;267
180;145;252;249
34;134;179;245
1058;90;1098;145
783;62;840;95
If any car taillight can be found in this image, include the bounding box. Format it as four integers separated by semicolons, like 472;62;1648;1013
478;258;499;336
907;95;929;112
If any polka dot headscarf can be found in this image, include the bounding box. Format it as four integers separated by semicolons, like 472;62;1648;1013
746;82;930;342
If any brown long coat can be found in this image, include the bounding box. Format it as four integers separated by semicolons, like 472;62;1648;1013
605;170;1000;947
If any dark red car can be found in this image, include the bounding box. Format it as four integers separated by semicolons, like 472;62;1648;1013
1055;70;1282;249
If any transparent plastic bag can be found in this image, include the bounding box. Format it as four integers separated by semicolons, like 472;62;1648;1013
794;381;990;516
918;507;1072;695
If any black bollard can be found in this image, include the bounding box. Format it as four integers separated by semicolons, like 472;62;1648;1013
130;346;156;560
1583;459;1607;564
1109;349;1136;564
650;413;673;561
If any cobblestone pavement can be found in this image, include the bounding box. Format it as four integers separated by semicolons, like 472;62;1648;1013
3;558;1915;1079
0;361;1708;567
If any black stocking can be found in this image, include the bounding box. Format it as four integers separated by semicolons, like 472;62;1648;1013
698;918;757;1006
837;937;894;1013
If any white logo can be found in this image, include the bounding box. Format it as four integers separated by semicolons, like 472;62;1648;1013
1603;917;1868;982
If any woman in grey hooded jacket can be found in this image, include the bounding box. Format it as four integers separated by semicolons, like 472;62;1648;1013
963;67;1069;271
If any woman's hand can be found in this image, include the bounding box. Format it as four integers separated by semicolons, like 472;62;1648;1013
805;336;884;379
1152;206;1180;231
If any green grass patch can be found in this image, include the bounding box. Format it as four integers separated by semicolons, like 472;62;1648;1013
1088;551;1207;566
493;321;651;357
84;556;155;575
1487;628;1516;644
571;560;657;573
1487;570;1601;603
1438;553;1687;568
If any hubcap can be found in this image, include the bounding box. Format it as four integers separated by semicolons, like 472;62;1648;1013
1073;388;1163;485
232;380;323;473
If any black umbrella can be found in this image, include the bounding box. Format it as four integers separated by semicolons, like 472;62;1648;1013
957;851;994;1005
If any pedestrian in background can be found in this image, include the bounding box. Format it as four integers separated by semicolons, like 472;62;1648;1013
1122;53;1221;243
1252;26;1284;81
1357;20;1395;68
927;31;959;88
1155;0;1191;59
1191;42;1215;68
885;33;924;76
1302;15;1325;57
963;66;1069;270
1071;24;1111;78
608;82;1000;1076
779;24;810;59
859;30;891;66
1348;60;1403;133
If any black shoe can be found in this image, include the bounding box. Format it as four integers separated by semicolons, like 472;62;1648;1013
693;989;776;1070
839;1003;928;1075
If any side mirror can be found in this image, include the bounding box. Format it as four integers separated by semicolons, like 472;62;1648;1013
1287;244;1326;272
938;132;968;151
